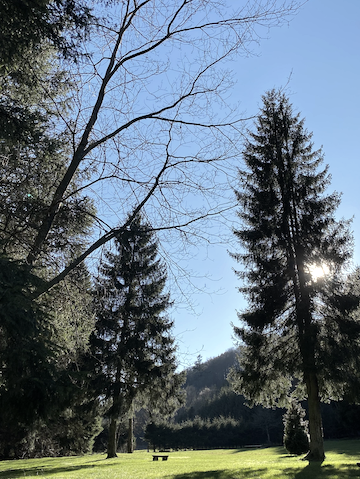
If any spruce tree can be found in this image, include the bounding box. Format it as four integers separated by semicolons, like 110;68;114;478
230;90;360;461
283;400;309;455
92;213;178;458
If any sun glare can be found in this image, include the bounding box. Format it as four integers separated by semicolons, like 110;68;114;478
308;263;330;281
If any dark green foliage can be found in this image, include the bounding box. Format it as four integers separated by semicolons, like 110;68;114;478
0;257;56;420
140;371;186;428
316;269;360;401
0;256;59;457
176;386;285;446
0;18;96;455
42;349;104;457
15;399;102;458
321;401;360;439
174;351;285;447
185;350;237;391
92;212;178;456
176;350;238;424
0;255;100;458
0;0;92;70
0;1;99;458
0;0;95;265
230;90;360;461
0;68;95;263
145;416;244;451
283;400;309;455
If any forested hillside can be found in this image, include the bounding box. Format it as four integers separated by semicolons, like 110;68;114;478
145;349;360;450
173;350;285;446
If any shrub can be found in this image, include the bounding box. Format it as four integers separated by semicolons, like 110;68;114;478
283;400;309;455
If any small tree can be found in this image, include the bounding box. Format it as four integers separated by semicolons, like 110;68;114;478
283;400;309;455
92;212;178;458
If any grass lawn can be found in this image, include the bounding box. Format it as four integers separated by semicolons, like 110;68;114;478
0;440;359;478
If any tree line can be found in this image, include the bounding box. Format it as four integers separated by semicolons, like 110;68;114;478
145;416;244;451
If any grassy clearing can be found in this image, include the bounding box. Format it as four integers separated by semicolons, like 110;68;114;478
0;440;359;478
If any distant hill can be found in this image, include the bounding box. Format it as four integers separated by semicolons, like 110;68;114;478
185;349;238;391
174;347;360;445
174;348;285;445
142;347;360;449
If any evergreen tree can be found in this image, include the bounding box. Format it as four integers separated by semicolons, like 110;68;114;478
0;0;91;71
0;46;95;265
92;213;178;458
0;257;59;457
0;23;96;455
0;256;98;458
283;399;309;455
229;90;360;462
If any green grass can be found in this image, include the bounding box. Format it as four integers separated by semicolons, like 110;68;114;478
0;440;359;478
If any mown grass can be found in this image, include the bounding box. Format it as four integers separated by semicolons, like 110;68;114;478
0;440;359;478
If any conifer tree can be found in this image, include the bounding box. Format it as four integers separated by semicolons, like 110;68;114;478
230;90;360;462
0;257;97;458
0;26;96;455
92;213;178;458
0;0;91;71
283;399;309;455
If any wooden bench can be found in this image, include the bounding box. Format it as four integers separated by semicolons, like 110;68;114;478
152;455;169;461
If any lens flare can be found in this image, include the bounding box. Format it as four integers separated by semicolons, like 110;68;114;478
308;263;329;281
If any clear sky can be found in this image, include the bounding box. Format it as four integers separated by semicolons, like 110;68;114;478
173;0;360;368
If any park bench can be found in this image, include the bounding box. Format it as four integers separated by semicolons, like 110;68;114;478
152;454;169;461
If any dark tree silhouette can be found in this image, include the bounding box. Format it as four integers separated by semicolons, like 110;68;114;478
92;213;178;458
230;90;360;462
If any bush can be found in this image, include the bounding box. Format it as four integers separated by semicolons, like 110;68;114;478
283;400;309;455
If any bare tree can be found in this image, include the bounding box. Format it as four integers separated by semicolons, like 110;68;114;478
25;0;302;295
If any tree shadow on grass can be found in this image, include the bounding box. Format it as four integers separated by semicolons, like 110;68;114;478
0;459;119;478
162;470;265;479
164;468;268;479
0;464;94;478
285;463;360;479
163;463;360;479
229;446;286;454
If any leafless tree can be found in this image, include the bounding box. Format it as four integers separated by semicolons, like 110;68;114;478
26;0;302;296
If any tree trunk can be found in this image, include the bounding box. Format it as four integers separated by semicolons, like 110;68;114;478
107;417;118;458
304;372;325;462
127;416;134;453
265;424;271;444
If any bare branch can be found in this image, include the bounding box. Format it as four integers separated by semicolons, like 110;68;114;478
23;0;302;289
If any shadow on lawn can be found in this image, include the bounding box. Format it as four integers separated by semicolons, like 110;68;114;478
0;459;116;479
286;463;360;479
164;463;360;479
164;468;268;479
0;465;94;478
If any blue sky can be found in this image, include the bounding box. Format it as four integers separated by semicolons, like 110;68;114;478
173;0;360;368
